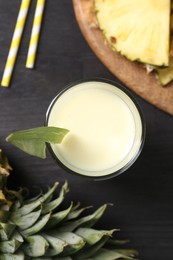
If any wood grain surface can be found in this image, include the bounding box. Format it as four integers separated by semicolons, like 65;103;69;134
0;1;173;260
73;0;173;116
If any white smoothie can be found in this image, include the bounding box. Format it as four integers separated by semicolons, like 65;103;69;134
47;81;143;177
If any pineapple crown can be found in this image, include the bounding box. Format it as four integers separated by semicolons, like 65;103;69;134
0;181;138;259
0;149;138;259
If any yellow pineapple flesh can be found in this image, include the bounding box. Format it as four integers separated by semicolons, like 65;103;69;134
95;0;170;66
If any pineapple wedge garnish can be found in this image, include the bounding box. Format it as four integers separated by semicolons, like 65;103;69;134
95;0;170;67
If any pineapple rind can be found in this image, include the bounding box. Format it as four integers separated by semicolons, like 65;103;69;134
156;59;173;85
156;5;173;85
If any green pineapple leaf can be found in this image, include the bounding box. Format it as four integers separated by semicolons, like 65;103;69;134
90;248;138;260
11;182;59;218
57;204;108;233
66;206;92;221
11;208;42;230
41;181;69;215
74;235;110;259
6;126;69;159
21;213;51;237
44;203;73;229
24;235;49;257
0;251;25;260
47;231;85;256
0;223;16;241
75;228;115;245
42;234;66;256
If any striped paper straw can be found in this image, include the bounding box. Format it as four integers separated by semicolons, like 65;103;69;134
26;0;46;69
1;0;31;87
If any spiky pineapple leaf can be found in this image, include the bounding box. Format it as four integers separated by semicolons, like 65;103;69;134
75;228;116;245
0;233;23;254
0;240;15;254
57;204;108;232
45;203;73;229
47;231;85;256
11;182;59;218
90;248;138;260
0;223;16;241
24;235;49;257
43;234;66;256
21;213;51;237
114;249;139;259
71;202;81;211
12;208;42;230
42;181;69;214
0;251;24;260
67;206;92;220
74;235;110;259
6;127;69;159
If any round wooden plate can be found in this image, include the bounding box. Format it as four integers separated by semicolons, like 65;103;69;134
73;0;173;116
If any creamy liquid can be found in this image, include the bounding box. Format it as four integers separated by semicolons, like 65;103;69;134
47;81;143;177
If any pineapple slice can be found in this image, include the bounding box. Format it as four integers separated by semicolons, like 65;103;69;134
156;56;173;85
156;2;173;85
95;0;170;66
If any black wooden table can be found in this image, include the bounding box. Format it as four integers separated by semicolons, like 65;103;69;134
0;1;173;259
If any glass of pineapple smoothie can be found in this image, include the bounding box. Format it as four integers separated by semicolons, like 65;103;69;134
46;79;145;180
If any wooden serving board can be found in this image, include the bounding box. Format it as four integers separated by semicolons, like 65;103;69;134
73;0;173;116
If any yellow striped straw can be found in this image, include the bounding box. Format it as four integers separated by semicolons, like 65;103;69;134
26;0;46;69
1;0;31;87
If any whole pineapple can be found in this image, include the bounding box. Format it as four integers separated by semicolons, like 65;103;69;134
0;150;138;259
